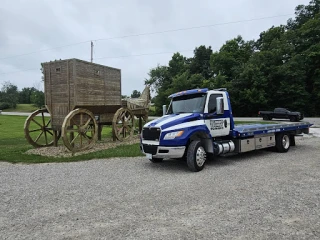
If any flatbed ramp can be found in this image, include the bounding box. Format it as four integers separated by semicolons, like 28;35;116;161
232;122;312;138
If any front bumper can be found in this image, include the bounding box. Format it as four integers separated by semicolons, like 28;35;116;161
140;144;186;159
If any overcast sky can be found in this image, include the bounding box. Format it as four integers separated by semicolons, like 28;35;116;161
0;0;311;96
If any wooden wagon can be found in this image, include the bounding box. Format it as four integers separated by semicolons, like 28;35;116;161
24;58;150;152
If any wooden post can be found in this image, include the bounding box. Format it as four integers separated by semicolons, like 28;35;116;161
53;130;58;147
112;128;116;141
98;124;102;141
139;116;142;133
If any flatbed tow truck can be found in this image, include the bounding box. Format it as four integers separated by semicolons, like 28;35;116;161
140;88;312;172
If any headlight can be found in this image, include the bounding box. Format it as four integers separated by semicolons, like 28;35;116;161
163;130;184;140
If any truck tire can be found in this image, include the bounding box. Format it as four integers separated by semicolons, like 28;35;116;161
290;116;295;122
275;133;291;153
187;140;206;172
149;157;163;163
263;116;268;120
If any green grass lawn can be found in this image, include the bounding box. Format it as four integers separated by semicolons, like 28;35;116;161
2;104;39;112
0;115;143;164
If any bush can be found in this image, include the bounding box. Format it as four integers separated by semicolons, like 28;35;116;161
148;105;157;116
0;102;10;110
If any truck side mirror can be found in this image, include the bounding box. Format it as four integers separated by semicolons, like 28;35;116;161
216;97;224;115
162;105;167;116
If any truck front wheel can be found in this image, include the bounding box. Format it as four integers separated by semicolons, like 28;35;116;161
187;140;206;172
275;133;291;153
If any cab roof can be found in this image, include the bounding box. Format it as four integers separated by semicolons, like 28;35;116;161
168;88;228;98
168;88;208;98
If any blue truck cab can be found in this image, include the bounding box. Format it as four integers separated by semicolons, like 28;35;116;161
140;88;312;172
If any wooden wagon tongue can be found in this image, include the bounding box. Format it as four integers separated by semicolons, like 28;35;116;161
24;58;150;153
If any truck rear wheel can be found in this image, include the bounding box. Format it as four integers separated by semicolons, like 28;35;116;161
187;140;206;172
275;133;291;153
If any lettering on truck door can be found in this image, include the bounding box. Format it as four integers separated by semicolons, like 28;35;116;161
205;93;230;137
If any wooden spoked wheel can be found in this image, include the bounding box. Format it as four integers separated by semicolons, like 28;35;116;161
61;108;98;152
112;108;135;141
24;108;60;148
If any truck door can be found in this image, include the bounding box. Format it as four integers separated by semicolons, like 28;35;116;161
204;93;230;137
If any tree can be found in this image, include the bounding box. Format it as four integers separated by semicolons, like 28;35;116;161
145;65;170;94
189;45;213;79
145;0;320;116
0;81;19;109
30;90;45;108
210;36;254;82
131;90;141;98
145;65;172;115
287;0;320;30
19;87;37;104
168;52;187;77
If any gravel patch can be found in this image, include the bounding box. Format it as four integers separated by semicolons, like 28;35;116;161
25;136;140;158
1;134;320;239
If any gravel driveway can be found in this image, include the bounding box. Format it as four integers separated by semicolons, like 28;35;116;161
1;135;320;239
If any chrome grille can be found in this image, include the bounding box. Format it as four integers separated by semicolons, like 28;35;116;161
142;127;161;141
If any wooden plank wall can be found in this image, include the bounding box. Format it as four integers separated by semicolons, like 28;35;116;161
74;60;121;106
42;59;121;128
43;60;73;128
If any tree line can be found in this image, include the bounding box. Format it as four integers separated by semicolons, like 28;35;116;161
0;80;143;111
145;0;320;117
0;81;44;110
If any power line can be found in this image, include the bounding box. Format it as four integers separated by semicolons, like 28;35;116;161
0;14;293;61
94;14;293;42
0;67;41;75
94;49;193;61
0;49;194;75
0;41;90;61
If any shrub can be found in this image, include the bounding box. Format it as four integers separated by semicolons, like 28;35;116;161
0;102;10;110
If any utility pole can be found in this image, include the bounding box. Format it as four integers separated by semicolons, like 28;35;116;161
91;41;94;62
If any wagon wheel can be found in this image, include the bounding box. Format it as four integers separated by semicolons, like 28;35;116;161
24;108;61;148
61;108;98;152
112;107;135;141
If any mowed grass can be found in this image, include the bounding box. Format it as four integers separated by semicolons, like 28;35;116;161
0;115;143;164
2;104;38;112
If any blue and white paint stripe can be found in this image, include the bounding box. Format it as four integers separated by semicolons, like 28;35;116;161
163;120;205;132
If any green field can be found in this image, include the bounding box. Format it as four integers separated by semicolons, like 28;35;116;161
2;104;39;112
0;115;143;164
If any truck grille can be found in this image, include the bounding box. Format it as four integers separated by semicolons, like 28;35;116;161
142;144;158;155
142;127;161;141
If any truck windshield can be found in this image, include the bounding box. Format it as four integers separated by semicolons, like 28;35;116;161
167;93;207;114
